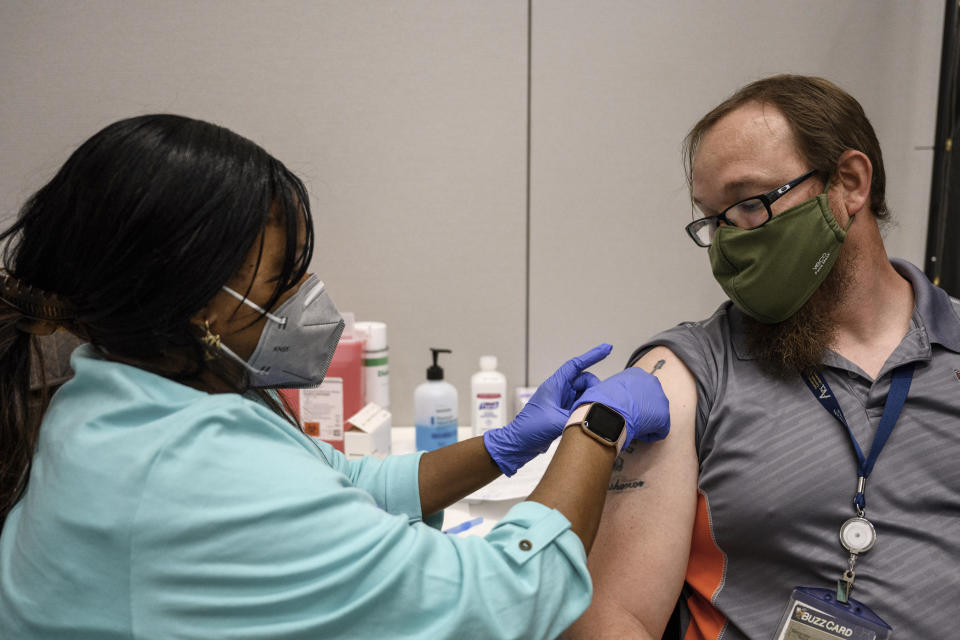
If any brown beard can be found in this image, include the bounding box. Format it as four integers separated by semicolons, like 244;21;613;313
742;246;853;378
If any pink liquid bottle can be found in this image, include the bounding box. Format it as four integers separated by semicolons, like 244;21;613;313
325;312;366;432
279;312;365;452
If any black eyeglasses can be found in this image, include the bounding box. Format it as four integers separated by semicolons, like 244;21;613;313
685;169;819;247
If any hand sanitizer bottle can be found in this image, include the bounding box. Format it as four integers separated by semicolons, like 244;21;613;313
471;355;507;437
414;348;458;451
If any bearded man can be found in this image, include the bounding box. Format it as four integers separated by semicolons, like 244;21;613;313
566;75;960;639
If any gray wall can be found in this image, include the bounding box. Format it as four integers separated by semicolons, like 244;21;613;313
0;1;944;426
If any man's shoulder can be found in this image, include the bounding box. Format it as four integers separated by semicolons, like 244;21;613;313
647;301;737;349
671;301;735;332
627;301;737;368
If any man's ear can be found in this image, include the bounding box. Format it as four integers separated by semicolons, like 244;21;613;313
833;149;872;218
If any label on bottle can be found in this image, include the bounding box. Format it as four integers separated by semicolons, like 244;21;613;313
416;408;458;451
514;387;536;415
473;392;505;435
301;377;343;443
362;348;390;409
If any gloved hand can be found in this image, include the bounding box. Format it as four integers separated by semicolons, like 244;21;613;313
574;367;670;446
483;343;612;476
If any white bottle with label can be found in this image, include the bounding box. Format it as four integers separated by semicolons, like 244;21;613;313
414;348;459;452
355;321;390;409
471;355;507;437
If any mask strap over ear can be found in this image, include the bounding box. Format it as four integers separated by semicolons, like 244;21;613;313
199;319;263;375
823;174;856;231
221;286;286;327
218;340;263;375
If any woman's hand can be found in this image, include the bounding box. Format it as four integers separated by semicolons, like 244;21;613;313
483;343;612;476
574;368;670;446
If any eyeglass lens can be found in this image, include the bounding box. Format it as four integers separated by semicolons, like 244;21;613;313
722;198;768;229
688;197;768;246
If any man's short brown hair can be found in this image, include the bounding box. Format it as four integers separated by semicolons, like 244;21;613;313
683;74;889;221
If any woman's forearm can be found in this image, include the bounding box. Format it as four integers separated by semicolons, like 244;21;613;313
418;436;502;517
527;424;616;552
417;417;618;553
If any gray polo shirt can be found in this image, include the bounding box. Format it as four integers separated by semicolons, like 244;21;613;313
629;259;960;640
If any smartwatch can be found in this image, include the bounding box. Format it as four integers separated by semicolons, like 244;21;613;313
564;402;627;453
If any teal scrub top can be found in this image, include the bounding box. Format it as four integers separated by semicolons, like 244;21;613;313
0;346;592;639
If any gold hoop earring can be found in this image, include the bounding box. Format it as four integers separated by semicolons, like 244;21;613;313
200;320;221;360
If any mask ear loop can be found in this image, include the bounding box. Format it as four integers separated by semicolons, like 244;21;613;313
302;278;327;307
823;174;856;232
221;286;287;327
199;319;265;376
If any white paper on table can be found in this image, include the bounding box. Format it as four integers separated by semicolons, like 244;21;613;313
464;439;559;502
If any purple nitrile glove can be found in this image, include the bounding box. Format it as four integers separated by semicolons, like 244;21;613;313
482;343;612;476
573;367;670;446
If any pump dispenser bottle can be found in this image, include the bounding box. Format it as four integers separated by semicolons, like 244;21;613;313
414;348;458;451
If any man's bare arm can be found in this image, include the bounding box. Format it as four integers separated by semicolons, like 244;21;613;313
564;346;699;639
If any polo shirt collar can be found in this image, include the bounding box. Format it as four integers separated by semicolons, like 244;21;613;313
893;258;960;354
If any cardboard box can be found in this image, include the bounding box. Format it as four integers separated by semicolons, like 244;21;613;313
344;402;392;460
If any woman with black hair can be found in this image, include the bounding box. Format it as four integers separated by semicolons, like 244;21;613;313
0;115;670;639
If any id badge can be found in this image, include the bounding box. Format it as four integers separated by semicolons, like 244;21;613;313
773;587;892;640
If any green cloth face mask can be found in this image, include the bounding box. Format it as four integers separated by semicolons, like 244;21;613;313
708;184;853;324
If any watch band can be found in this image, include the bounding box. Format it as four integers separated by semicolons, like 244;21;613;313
564;403;627;453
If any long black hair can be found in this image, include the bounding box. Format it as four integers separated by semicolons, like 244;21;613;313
0;114;314;523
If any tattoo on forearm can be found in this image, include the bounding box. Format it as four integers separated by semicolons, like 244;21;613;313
608;478;644;492
650;359;665;374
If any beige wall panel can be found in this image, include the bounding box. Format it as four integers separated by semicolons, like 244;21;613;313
0;0;945;425
528;0;944;384
0;1;528;426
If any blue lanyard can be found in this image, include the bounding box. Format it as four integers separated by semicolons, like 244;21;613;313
802;364;915;512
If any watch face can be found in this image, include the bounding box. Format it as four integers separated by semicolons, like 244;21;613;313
584;403;626;442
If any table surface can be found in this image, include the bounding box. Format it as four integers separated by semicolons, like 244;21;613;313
391;427;536;537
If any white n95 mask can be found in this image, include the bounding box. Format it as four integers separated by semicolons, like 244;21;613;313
218;275;345;389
